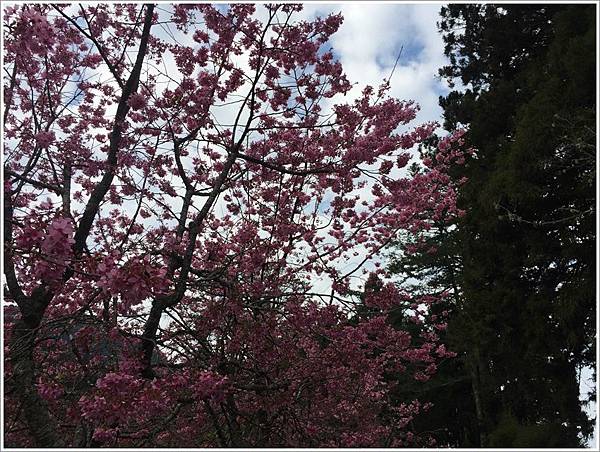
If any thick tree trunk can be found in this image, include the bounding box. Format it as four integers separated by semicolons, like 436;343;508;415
8;294;61;447
468;347;487;447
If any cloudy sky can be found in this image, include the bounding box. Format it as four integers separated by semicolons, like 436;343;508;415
298;3;449;125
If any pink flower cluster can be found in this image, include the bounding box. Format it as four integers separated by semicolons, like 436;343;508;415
36;378;63;401
35;217;74;283
97;256;168;312
127;93;146;111
34;130;55;148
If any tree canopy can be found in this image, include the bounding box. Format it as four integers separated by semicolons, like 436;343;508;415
3;4;465;447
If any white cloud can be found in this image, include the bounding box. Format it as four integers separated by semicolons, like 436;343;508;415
298;3;448;125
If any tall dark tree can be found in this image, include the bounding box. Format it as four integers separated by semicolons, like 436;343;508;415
389;4;596;447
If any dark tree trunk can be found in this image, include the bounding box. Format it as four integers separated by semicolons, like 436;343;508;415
8;292;61;447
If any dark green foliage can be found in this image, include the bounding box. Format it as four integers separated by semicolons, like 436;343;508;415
487;412;584;448
389;4;596;447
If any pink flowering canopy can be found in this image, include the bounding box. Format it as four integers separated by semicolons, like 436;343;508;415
3;3;465;448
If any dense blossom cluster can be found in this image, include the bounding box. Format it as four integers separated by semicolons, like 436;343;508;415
4;4;465;447
97;256;168;312
37;218;75;282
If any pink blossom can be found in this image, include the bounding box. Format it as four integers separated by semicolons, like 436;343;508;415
35;131;55;148
127;93;146;110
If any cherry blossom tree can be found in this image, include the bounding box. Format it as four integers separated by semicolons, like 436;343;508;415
3;3;465;447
